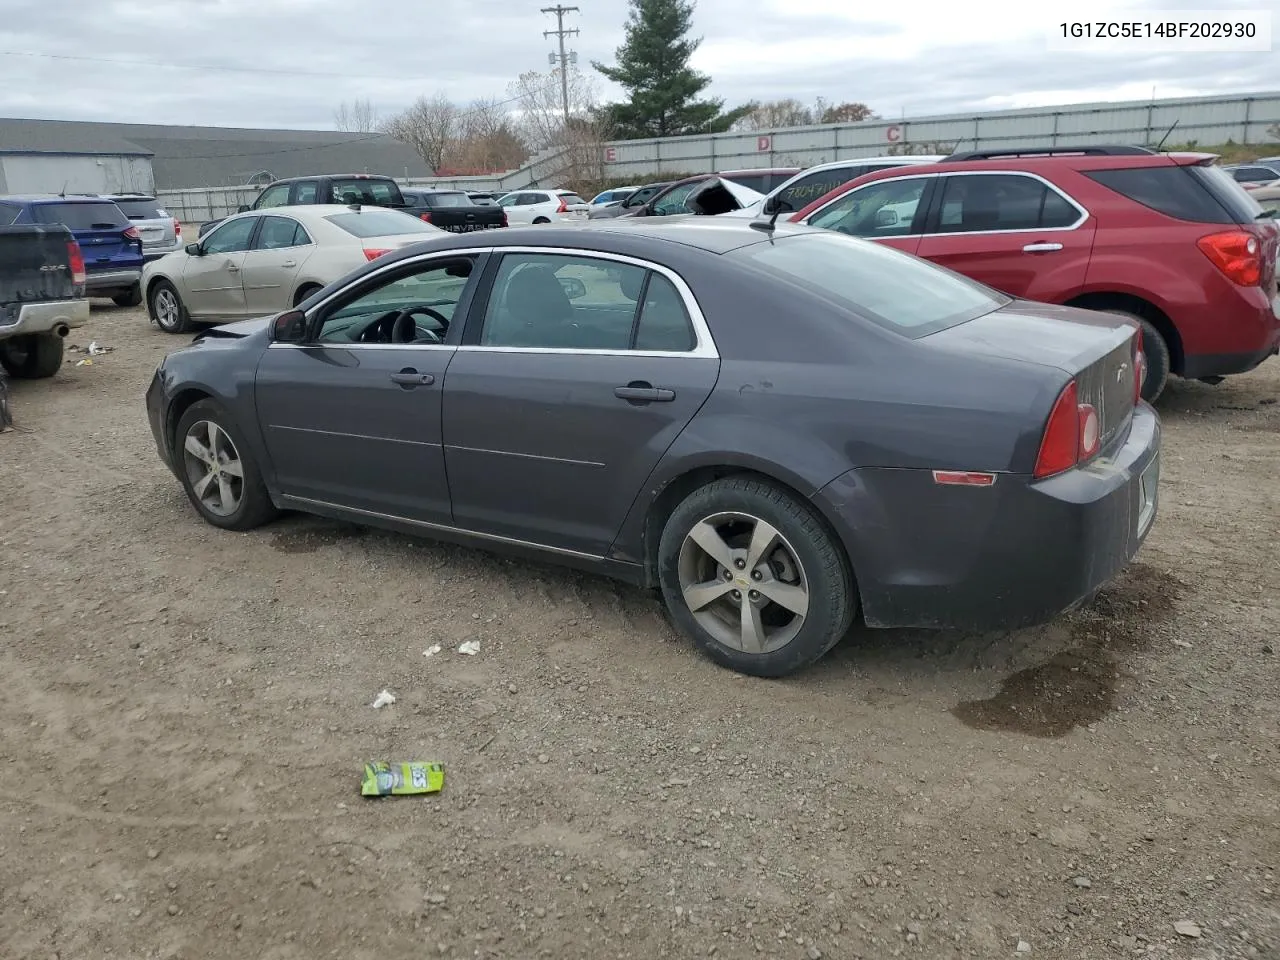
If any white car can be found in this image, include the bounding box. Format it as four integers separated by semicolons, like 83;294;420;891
142;205;444;333
589;186;640;206
497;189;591;224
722;156;947;219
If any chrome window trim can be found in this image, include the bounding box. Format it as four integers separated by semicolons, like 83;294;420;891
802;170;1091;239
282;244;718;360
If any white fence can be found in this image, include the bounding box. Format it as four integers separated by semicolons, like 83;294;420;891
159;90;1280;221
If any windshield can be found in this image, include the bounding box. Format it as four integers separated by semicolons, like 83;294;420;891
558;193;587;206
325;210;438;238
732;232;1008;337
112;198;166;220
427;192;470;207
32;201;128;230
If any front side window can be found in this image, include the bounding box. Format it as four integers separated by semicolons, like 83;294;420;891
255;216;308;250
481;253;693;351
498;194;519;207
806;177;928;237
201;216;257;254
934;174;1078;233
732;232;1007;337
255;184;291;209
317;257;478;344
651;183;698;216
774;167;870;212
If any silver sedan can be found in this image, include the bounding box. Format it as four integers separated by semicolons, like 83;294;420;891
142;205;445;333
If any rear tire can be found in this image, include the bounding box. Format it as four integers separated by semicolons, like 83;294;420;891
112;283;143;307
150;279;191;334
657;476;856;678
0;333;64;379
532;217;550;224
174;399;278;531
293;283;323;307
1106;311;1170;403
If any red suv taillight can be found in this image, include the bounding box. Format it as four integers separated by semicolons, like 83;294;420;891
1033;380;1101;479
419;211;433;223
173;218;182;238
67;241;86;285
123;225;140;241
363;247;391;261
1197;230;1262;286
556;197;568;213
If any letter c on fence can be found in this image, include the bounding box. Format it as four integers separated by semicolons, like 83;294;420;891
886;125;902;143
757;136;771;152
604;147;616;163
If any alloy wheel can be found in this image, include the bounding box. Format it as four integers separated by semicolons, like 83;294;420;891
182;420;244;517
154;288;180;330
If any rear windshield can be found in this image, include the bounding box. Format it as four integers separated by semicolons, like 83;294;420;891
325;210;437;238
558;193;587;205
32;201;128;230
732;232;1007;337
329;179;402;206
426;192;470;207
1084;164;1259;225
113;198;166;220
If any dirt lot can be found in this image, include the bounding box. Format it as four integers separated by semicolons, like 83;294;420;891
1;303;1278;960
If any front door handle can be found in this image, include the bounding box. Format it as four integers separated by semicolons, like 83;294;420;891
226;262;240;272
1022;242;1063;253
615;382;675;403
281;260;297;268
390;370;435;388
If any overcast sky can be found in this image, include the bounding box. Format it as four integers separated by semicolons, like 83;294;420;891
0;0;1274;130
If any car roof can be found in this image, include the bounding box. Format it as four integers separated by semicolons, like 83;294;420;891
718;167;802;175
265;174;397;185
229;204;421;224
0;194;117;203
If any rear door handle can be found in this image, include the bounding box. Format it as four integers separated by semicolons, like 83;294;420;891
226;262;240;272
615;383;675;403
1022;242;1063;253
390;370;435;387
281;260;297;268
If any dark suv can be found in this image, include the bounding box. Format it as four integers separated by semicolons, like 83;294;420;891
791;146;1280;401
0;195;144;305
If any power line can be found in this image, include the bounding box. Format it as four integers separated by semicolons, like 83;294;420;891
541;5;580;126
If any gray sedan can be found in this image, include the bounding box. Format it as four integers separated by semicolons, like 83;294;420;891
145;219;1160;677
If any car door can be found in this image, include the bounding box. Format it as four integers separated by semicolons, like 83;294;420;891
241;215;315;314
499;193;533;223
181;216;258;318
442;250;720;556
914;172;1094;300
799;174;936;255
253;251;484;523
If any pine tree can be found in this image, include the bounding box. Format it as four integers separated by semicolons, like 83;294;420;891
593;0;735;138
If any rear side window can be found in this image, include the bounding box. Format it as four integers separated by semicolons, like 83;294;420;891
427;193;470;207
1084;165;1245;224
113;198;165;219
935;174;1079;232
324;210;437;238
732;232;1007;337
293;181;319;203
32;202;128;230
330;179;401;206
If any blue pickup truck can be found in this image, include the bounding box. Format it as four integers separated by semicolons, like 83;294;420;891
0;195;144;306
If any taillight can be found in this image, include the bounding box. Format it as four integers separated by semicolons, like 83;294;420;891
419;211;432;223
1131;326;1146;405
501;210;509;227
67;241;86;285
556;197;568;213
1033;380;1099;478
173;218;182;237
1197;230;1262;286
363;248;391;261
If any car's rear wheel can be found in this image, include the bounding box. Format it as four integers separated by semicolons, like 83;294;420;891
293;283;323;307
174;399;278;531
0;333;64;379
113;283;143;307
150;280;191;334
1107;311;1170;403
532;217;550;224
657;476;856;677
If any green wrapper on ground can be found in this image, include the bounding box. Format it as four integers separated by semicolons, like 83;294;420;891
361;762;445;796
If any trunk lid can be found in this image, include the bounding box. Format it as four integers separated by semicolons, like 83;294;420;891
0;225;79;311
32;200;139;270
932;300;1139;450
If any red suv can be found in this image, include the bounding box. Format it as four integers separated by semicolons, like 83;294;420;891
789;146;1280;401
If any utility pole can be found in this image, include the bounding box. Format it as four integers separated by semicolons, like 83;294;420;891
541;4;580;127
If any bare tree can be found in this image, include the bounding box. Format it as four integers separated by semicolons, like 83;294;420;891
508;68;611;183
333;98;381;133
732;99;815;131
814;99;877;124
449;98;527;173
381;94;461;172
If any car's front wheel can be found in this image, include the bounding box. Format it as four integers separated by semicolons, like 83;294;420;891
657;476;856;677
174;399;278;531
150;280;191;334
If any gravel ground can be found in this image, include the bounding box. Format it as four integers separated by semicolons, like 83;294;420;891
1;303;1278;960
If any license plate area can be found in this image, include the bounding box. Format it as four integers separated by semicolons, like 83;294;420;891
1137;454;1159;535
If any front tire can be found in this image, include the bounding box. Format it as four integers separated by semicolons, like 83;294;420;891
113;283;143;307
150;280;191;334
657;476;856;678
174;399;278;531
0;333;64;379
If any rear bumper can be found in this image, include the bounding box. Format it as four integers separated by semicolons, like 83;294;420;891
85;269;142;292
0;298;90;337
814;404;1162;631
143;244;180;262
1179;291;1280;378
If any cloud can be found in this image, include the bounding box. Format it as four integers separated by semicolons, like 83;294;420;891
0;0;1272;129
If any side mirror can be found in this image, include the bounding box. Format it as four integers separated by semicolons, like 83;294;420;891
558;277;587;300
185;242;203;256
875;209;900;227
237;204;251;213
270;309;307;343
762;196;778;216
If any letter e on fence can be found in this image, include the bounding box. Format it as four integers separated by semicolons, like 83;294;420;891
886;125;902;143
757;136;771;152
604;147;617;163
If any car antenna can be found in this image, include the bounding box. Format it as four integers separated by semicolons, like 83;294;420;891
59;180;68;198
749;198;794;233
1154;119;1179;152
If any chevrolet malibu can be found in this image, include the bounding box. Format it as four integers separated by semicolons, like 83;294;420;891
145;219;1160;677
